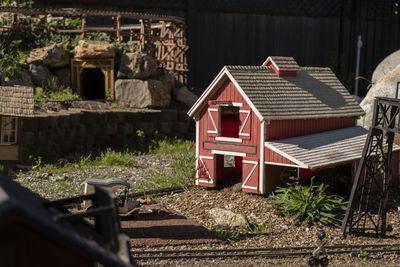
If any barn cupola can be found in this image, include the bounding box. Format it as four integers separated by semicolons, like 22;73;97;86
262;56;300;77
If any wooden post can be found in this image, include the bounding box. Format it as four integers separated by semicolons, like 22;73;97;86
81;13;87;39
116;15;122;42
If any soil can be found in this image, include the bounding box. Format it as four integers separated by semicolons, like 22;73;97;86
130;185;400;266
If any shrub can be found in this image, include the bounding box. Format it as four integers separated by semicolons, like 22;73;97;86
270;178;347;225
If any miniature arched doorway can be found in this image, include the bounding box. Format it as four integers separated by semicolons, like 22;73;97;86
81;68;105;99
71;58;114;100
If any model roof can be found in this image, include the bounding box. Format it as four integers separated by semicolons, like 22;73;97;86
265;126;400;169
188;64;365;120
0;86;34;117
0;177;134;267
263;56;300;71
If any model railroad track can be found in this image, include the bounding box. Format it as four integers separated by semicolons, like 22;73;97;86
132;244;400;260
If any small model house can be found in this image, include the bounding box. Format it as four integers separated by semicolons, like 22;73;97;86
0;86;34;162
188;56;400;194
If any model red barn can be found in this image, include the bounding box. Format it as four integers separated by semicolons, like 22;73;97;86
188;56;400;194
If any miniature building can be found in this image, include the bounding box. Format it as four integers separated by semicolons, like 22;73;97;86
0;176;135;267
0;86;34;162
188;56;400;194
71;57;114;100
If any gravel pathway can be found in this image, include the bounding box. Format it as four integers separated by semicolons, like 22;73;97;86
14;154;174;200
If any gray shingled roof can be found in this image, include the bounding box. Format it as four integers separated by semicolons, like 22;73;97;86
0;86;34;117
265;126;400;169
267;56;300;71
226;66;365;120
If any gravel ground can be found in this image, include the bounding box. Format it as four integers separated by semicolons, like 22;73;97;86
14;153;400;266
137;186;400;266
14;154;174;200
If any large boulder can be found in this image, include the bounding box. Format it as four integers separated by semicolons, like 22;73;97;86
118;52;157;80
26;43;70;68
54;67;71;88
358;64;400;128
29;64;58;86
176;86;198;107
209;208;248;228
115;79;171;108
159;73;175;91
372;50;400;84
74;40;115;59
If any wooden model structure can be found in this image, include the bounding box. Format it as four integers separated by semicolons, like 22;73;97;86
0;176;134;267
71;57;114;100
0;86;34;163
0;7;188;83
188;56;400;194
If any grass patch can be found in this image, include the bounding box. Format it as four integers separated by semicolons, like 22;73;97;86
34;79;81;102
31;148;138;174
138;147;196;192
246;220;272;236
149;137;195;154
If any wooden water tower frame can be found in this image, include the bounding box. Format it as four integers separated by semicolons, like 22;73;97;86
71;57;114;99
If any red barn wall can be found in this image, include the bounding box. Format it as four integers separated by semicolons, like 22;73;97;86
266;117;356;141
198;79;261;193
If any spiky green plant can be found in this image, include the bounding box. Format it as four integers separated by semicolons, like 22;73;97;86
270;178;347;225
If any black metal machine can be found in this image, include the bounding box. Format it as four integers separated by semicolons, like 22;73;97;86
342;94;400;236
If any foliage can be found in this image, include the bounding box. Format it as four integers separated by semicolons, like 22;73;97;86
0;40;25;79
246;220;272;236
270;178;348;225
145;148;196;191
359;249;369;262
1;0;34;8
149;137;196;154
92;148;137;167
217;228;240;242
34;79;81;101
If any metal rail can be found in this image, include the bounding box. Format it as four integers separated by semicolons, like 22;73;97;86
132;244;400;260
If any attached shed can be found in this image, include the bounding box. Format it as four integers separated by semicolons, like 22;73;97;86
0;86;34;162
188;56;400;194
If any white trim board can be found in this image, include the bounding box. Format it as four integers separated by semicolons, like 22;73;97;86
195;120;200;185
242;160;258;191
211;150;246;157
264;142;308;169
215;137;242;143
261;56;280;71
264;161;302;168
188;67;264;122
238;110;251;137
198;155;214;184
259;120;265;194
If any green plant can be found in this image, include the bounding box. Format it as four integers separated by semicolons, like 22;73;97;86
217;228;240;242
359;249;369;262
246;220;272;236
270;178;348;225
0;40;26;79
34;79;81;101
105;88;114;102
93;148;137;167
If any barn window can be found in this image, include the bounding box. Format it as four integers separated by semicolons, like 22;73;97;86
220;106;239;138
0;117;17;144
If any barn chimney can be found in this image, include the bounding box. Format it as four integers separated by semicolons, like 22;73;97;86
262;56;300;77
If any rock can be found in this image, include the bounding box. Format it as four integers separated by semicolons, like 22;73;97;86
74;40;115;59
358;64;400;128
0;68;34;87
118;52;157;79
372;50;400;84
159;73;175;91
115;79;171;108
26;43;70;68
29;64;58;86
209;207;248;228
54;67;71;88
176;86;198;107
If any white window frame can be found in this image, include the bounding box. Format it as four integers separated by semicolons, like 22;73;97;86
0;117;18;144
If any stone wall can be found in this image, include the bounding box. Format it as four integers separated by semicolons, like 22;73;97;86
20;109;194;159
